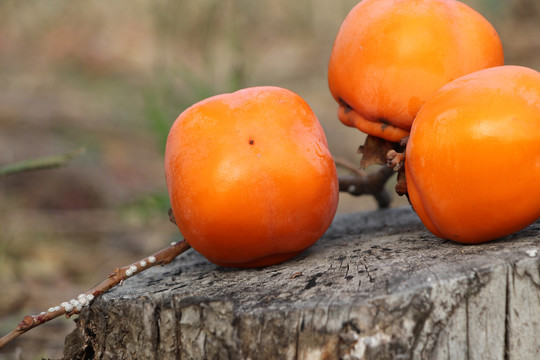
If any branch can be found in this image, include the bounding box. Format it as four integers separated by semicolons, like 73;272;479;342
0;148;85;178
334;157;367;177
0;239;191;350
338;166;394;208
335;157;394;208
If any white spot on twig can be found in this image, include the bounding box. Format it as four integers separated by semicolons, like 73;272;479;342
62;302;74;312
148;256;157;264
171;241;177;246
139;260;147;267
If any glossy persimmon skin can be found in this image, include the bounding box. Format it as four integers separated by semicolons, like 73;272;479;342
328;0;504;142
406;66;540;243
165;86;339;268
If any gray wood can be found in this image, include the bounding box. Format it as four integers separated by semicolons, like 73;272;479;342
63;207;540;360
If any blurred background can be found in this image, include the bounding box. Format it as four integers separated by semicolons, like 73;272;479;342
0;0;539;358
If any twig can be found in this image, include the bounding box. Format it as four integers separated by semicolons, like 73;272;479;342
0;239;191;350
338;166;394;208
0;148;85;178
334;157;367;177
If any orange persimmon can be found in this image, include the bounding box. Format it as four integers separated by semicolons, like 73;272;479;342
328;0;504;142
165;86;339;268
405;65;540;243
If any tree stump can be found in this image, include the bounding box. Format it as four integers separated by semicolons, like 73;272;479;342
63;207;540;360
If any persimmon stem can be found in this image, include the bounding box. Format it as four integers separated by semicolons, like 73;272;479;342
0;239;191;350
335;157;394;208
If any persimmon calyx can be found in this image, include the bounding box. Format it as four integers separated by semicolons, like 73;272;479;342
168;208;177;225
387;150;406;172
337;101;410;143
385;139;408;196
395;169;408;197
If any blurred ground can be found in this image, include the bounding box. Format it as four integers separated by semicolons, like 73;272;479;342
0;0;539;358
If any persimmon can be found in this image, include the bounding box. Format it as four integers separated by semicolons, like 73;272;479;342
328;0;504;142
164;86;339;268
405;65;540;243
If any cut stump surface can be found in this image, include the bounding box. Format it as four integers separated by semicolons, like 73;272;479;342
63;207;540;360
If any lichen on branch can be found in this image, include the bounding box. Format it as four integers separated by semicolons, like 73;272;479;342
0;239;191;350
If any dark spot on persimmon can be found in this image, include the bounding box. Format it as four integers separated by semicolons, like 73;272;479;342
249;139;254;145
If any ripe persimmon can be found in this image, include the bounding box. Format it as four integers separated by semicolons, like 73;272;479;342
165;86;339;268
328;0;504;142
405;65;540;243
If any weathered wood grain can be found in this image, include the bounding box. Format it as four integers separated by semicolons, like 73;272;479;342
63;207;540;360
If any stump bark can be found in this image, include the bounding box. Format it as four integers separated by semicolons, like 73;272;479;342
63;207;540;360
